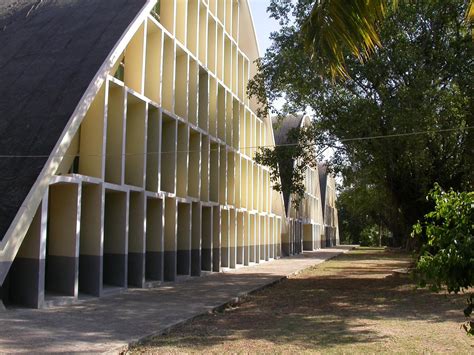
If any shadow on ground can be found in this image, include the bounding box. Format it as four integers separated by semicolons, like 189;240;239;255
136;248;470;352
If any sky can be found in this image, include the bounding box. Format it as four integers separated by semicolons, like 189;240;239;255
248;0;279;55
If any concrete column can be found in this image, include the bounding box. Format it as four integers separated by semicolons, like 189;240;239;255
212;206;221;272
220;209;229;267
164;197;177;281
236;211;244;265
191;202;202;276
229;209;236;268
243;212;250;265
201;206;213;271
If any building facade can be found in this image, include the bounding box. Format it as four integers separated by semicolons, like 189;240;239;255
273;115;339;254
0;0;338;309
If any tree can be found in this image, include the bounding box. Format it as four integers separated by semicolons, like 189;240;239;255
300;0;474;79
249;0;473;247
412;184;474;334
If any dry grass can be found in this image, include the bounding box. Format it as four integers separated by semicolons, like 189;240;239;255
130;247;473;354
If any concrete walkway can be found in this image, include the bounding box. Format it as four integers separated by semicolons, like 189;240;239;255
0;246;353;353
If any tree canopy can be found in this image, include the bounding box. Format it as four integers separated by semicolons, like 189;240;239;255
249;0;473;246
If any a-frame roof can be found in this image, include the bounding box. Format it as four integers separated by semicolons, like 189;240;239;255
0;0;147;239
272;114;304;213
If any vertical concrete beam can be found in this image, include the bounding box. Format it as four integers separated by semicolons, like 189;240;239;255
254;215;260;263
220;209;229;268
243;212;250;265
212;206;221;272
229;209;236;268
164;197;177;281
236;211;244;265
146;198;164;281
191;202;202;276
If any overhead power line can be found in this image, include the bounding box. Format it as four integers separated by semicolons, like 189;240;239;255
0;126;471;159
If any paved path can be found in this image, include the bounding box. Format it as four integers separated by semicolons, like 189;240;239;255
0;246;353;353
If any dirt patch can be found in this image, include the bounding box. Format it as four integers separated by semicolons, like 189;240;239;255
130;247;473;353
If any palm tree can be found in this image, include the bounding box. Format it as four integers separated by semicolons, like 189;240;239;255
302;0;473;79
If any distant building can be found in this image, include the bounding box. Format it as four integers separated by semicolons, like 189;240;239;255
273;115;339;254
318;164;340;246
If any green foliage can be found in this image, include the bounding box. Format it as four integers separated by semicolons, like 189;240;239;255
412;184;474;334
413;184;473;292
249;0;473;246
302;0;395;79
255;123;319;209
337;183;399;245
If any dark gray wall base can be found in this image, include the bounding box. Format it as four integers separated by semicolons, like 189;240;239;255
221;246;229;268
177;249;191;275
281;242;290;256
46;255;77;296
201;248;212;271
79;254;101;296
146;251;163;281
164;250;176;281
229;246;236;268
128;252;145;288
103;253;127;287
7;257;44;308
303;241;313;251
191;249;201;276
212;247;220;272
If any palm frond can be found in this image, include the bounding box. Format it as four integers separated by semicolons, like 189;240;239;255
302;0;395;80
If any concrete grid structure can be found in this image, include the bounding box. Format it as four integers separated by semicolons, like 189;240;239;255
273;115;337;255
0;0;337;309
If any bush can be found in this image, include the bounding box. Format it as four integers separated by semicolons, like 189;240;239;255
412;184;474;334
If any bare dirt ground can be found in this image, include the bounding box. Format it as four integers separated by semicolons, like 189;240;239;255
130;247;473;354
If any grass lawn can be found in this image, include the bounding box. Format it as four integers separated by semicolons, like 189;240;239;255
130;247;473;353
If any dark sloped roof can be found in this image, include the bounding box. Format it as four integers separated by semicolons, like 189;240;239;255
272;114;303;146
318;163;328;217
0;0;147;239
271;115;304;213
